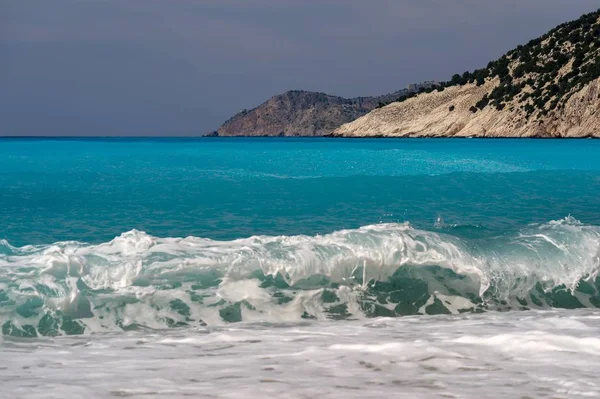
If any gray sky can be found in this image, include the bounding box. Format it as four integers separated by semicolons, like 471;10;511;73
1;0;599;136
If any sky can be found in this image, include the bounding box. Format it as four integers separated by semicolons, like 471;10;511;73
1;0;599;136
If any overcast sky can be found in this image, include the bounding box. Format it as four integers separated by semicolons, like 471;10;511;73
1;0;599;136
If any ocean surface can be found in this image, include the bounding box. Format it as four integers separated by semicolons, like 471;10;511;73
1;138;600;398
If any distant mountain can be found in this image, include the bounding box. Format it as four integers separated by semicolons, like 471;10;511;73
214;89;409;137
335;9;600;138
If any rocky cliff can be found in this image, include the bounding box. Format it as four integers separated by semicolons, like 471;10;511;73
335;9;600;138
215;90;407;137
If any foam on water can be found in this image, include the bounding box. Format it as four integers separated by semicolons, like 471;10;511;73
2;310;600;398
1;217;599;337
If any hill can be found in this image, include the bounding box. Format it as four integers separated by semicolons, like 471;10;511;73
335;9;600;138
214;89;409;137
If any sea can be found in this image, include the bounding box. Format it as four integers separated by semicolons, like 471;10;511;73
1;137;600;398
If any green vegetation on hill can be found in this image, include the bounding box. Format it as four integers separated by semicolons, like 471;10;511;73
382;9;600;117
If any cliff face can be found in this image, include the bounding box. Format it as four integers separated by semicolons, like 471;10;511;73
334;77;600;138
216;90;406;137
335;10;600;138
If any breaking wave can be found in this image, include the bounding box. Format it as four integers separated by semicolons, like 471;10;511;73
1;217;599;337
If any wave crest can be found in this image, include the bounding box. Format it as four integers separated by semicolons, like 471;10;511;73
1;218;599;337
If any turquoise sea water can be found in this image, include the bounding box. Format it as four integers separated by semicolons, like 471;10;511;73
3;138;600;398
1;138;600;336
2;138;600;245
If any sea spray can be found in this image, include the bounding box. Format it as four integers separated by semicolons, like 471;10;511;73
1;217;599;337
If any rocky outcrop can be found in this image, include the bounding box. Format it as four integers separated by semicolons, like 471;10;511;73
334;77;600;137
335;9;600;138
216;90;408;137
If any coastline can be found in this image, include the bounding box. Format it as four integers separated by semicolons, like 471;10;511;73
1;134;598;139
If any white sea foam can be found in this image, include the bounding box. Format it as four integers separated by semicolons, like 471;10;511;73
2;310;600;398
0;218;599;335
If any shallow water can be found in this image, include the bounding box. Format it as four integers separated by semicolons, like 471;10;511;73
1;138;600;398
3;311;600;398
